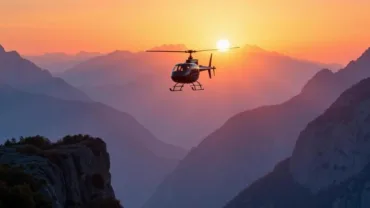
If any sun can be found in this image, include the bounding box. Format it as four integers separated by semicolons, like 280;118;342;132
217;39;231;52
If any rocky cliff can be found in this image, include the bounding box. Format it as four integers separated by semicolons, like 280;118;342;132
0;84;184;208
291;75;370;193
225;77;370;208
0;135;122;208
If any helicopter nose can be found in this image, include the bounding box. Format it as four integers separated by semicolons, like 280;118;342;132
171;71;190;82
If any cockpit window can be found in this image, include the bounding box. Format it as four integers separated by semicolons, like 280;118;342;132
173;64;191;72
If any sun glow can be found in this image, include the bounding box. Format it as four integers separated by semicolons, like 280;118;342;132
217;39;231;52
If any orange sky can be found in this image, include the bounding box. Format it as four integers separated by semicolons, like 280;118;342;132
1;0;370;65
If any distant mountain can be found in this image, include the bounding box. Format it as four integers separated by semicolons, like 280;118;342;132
61;46;184;87
0;45;90;102
0;85;186;208
142;47;370;208
148;44;188;51
225;76;370;208
60;44;338;148
25;51;102;74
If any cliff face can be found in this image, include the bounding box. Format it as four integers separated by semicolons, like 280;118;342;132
0;135;121;208
291;76;370;193
225;77;370;208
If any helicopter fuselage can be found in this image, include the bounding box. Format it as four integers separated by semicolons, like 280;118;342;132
146;47;239;91
171;62;200;83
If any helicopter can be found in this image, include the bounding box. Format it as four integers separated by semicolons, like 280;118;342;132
146;47;239;91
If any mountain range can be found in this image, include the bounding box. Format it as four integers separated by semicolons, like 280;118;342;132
142;48;370;208
0;45;90;102
0;45;186;208
60;44;340;148
0;84;186;208
3;42;366;208
225;76;370;208
25;51;102;74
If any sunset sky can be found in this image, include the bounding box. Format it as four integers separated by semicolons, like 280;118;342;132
1;0;370;64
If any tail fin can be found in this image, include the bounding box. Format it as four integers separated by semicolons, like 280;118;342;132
208;53;213;79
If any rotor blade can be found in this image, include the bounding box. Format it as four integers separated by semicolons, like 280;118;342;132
208;69;212;79
145;50;188;53
146;46;240;53
196;47;240;52
195;49;219;52
216;46;241;51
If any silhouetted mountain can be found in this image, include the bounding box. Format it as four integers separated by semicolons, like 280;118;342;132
0;45;90;101
60;44;337;148
148;44;188;51
142;47;370;208
61;46;180;87
25;51;102;74
0;85;186;208
225;76;370;208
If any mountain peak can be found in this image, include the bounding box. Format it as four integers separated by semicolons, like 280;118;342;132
0;45;5;53
0;45;21;59
300;68;334;94
7;50;21;58
243;44;265;53
108;50;133;57
336;47;370;83
149;44;188;51
357;47;370;62
0;47;91;102
76;51;101;57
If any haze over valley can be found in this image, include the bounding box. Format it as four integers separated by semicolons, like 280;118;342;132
58;44;340;148
1;42;368;208
2;1;370;207
1;42;370;208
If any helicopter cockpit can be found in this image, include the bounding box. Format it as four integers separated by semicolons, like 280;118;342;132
172;63;198;72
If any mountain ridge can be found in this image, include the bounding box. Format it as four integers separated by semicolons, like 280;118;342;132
0;44;91;102
225;76;370;208
61;44;339;149
0;84;185;208
143;46;370;208
25;51;102;74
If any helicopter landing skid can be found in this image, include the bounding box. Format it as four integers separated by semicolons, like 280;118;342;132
169;83;185;92
191;81;204;91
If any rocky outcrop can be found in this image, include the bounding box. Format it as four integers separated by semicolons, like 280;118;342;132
0;135;121;208
225;77;370;208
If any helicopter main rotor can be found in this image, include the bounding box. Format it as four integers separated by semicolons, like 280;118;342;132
146;47;240;59
145;46;240;91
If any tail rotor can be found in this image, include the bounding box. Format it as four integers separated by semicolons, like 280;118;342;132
208;53;216;79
